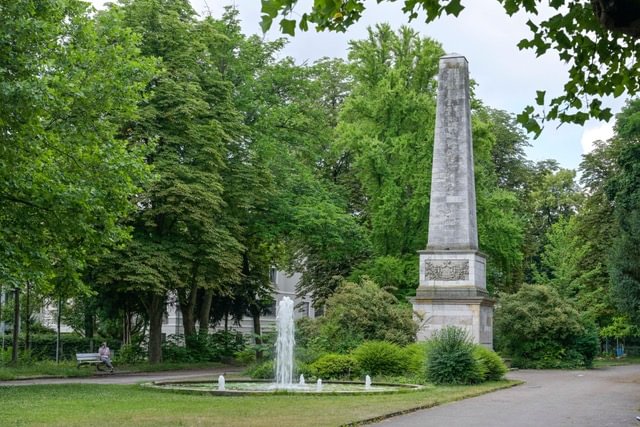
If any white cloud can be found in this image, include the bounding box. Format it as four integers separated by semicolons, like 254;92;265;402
580;123;614;154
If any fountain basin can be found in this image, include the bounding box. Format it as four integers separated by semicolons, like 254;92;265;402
141;379;423;396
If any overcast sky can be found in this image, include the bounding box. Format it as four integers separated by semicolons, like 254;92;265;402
92;0;627;170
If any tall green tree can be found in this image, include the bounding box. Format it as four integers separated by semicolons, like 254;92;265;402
335;26;525;296
0;0;154;291
523;162;583;281
606;99;640;327
94;0;244;362
333;25;440;296
259;0;640;132
0;0;155;360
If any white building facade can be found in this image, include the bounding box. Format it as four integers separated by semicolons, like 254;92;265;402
162;269;315;338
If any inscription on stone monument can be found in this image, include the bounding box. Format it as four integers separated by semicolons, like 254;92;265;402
424;260;469;281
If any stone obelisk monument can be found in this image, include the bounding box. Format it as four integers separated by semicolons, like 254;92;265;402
412;54;493;347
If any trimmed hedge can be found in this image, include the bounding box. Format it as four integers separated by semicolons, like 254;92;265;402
0;334;120;362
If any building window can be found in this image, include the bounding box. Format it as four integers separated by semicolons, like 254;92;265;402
300;302;310;317
269;267;277;284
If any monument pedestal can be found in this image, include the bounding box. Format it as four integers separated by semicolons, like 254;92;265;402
413;250;493;347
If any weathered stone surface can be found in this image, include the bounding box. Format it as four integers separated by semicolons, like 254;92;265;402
413;299;493;346
427;54;478;251
424;260;469;281
413;54;493;348
418;250;486;289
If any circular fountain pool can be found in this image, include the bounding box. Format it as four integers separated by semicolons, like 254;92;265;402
145;298;422;396
142;379;423;396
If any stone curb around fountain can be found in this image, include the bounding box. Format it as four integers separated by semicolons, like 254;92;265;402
141;379;425;396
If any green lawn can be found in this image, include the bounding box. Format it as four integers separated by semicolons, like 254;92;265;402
0;361;227;381
0;381;519;426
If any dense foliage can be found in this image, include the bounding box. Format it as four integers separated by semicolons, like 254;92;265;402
259;0;640;133
352;341;408;376
3;0;640;367
473;345;507;381
299;279;417;354
308;353;361;380
426;327;483;385
495;285;599;368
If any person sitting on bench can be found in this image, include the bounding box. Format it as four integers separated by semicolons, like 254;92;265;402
98;342;114;373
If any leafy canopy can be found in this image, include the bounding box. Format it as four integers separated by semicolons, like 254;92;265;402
0;0;155;293
259;0;640;134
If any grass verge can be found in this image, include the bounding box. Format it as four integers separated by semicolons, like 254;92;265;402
0;380;520;427
0;361;229;381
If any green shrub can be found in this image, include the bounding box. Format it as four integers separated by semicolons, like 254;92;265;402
352;341;408;376
473;345;507;381
161;332;246;363
0;334;119;363
427;327;483;385
117;342;147;364
161;336;191;363
403;342;431;377
574;322;599;368
308;353;360;379
495;285;599;368
234;348;256;365
210;331;246;358
295;361;312;378
246;360;274;379
300;279;417;355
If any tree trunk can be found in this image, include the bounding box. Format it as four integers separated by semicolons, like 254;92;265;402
84;308;94;350
11;287;19;364
24;281;30;351
251;307;263;362
592;0;640;38
146;293;165;364
197;289;214;335
56;296;62;363
177;285;197;339
177;264;200;340
123;309;132;346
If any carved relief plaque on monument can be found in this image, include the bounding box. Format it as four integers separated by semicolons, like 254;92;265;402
424;260;469;281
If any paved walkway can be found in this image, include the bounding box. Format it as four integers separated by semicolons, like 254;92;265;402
0;367;241;386
371;365;640;427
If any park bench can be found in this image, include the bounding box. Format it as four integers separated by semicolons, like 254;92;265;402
76;353;109;371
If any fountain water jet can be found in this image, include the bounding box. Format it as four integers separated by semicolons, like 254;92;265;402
144;298;422;394
275;297;295;388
